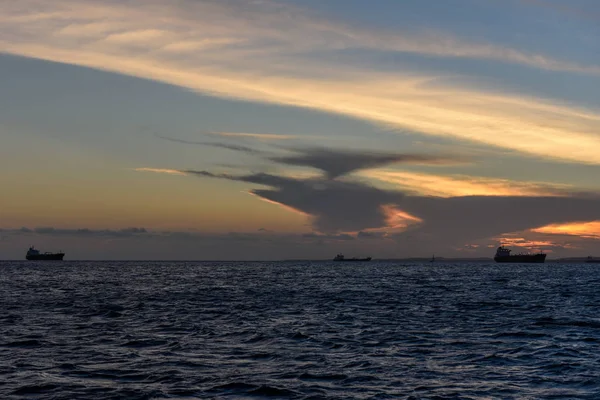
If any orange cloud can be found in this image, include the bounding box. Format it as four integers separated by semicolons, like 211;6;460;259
532;221;600;239
382;205;422;230
493;236;558;249
360;170;571;197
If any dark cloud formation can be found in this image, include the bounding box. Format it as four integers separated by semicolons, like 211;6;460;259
270;147;465;179
169;136;600;252
187;170;400;232
189;170;600;248
399;195;600;244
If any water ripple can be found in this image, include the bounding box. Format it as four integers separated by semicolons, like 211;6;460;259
2;261;600;398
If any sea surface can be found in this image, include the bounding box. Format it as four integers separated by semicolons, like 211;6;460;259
1;261;600;399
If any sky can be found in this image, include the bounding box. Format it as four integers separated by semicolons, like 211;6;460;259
1;0;600;260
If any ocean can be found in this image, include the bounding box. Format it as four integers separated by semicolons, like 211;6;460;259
1;261;600;399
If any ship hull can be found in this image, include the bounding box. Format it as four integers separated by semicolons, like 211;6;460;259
333;258;372;262
26;253;65;261
494;254;546;263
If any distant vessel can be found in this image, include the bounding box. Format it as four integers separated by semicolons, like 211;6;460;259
333;253;372;262
430;254;435;263
26;246;65;261
494;246;545;263
586;256;600;263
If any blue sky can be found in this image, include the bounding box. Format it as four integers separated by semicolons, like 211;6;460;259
1;0;600;259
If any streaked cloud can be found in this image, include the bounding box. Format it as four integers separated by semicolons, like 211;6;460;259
1;0;600;165
532;221;600;239
134;168;187;176
361;170;573;197
492;236;558;249
382;206;423;231
1;0;597;74
214;132;297;141
157;135;263;155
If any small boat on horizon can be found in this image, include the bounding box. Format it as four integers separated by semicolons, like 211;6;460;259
26;246;65;261
494;246;545;263
333;253;372;262
586;256;600;263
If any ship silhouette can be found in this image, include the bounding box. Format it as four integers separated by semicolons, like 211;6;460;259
26;246;65;261
493;246;545;263
333;253;372;262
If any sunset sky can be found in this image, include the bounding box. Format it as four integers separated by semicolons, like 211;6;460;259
2;0;600;260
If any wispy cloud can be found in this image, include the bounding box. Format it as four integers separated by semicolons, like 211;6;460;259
134;167;187;176
2;0;597;73
1;0;600;165
532;221;600;239
213;132;297;141
361;170;573;197
491;236;559;249
157;135;262;154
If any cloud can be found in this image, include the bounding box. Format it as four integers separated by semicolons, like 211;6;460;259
157;135;263;154
1;0;600;165
361;170;573;197
270;147;465;179
492;236;560;249
8;226;151;237
134;167;187;176
0;225;379;260
4;222;600;260
532;221;600;239
188;170;401;232
398;195;600;245
157;142;465;180
1;0;596;74
189;168;600;246
357;231;388;239
213;132;297;141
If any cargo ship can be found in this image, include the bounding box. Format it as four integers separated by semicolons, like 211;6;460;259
333;253;372;262
25;246;65;261
494;246;545;263
586;256;600;263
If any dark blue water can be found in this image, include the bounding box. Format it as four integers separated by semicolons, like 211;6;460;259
1;261;600;399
